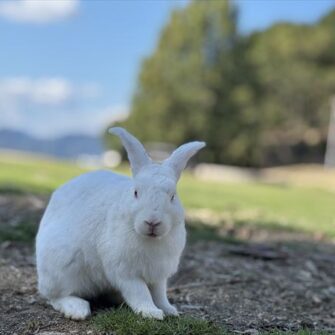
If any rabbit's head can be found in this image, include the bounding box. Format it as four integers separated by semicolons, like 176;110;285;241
109;127;205;239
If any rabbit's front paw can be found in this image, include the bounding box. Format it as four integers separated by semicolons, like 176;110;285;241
162;304;179;316
138;307;164;320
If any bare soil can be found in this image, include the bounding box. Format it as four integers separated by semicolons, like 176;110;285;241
1;194;335;335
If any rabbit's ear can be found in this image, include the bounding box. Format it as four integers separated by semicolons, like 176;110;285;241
164;141;206;181
109;127;152;176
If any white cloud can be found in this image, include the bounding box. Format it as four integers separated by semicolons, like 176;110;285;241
0;77;74;105
0;104;130;139
0;0;79;24
0;76;129;138
0;77;90;108
53;105;130;138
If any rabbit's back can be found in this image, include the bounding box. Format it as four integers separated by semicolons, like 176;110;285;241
37;170;129;247
38;170;129;232
36;170;130;298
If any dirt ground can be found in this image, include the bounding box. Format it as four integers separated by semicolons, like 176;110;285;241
1;194;335;335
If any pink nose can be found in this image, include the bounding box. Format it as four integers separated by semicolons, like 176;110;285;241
145;220;161;228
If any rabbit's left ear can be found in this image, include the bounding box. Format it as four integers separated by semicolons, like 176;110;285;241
163;141;206;181
109;127;152;176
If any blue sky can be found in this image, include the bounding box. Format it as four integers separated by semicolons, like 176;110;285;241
0;0;334;138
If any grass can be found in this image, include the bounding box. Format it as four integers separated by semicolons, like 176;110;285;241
0;151;334;237
92;308;225;335
186;220;244;244
179;175;335;237
0;220;36;243
0;151;85;194
91;307;329;335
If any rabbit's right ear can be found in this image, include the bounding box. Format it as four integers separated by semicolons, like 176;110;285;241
109;127;151;176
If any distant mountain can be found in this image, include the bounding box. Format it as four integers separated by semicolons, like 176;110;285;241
0;129;104;159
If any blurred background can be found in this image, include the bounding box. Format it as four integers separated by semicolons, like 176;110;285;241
1;0;335;240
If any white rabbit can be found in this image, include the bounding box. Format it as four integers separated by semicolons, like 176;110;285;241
36;127;205;320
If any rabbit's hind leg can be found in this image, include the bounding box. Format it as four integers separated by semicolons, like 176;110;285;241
50;296;91;320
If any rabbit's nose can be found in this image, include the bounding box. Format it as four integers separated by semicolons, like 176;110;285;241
145;220;161;228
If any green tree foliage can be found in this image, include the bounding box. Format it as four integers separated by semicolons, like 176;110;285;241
246;15;335;164
105;1;335;167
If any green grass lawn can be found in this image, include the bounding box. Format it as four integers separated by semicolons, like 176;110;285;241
180;175;335;237
92;307;329;335
1;152;334;237
0;152;85;193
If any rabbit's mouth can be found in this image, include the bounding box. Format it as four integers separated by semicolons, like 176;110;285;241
147;232;158;238
135;219;168;239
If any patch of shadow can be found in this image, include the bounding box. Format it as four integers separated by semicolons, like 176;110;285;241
90;290;124;311
0;183;51;196
0;184;28;195
0;220;37;243
186;215;332;245
186;220;244;245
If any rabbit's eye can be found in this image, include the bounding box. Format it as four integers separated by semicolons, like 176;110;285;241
134;190;138;198
171;194;175;202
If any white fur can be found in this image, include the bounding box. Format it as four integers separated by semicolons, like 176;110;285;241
36;127;205;320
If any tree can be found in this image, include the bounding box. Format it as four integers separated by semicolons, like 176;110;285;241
106;0;261;165
105;2;335;167
246;13;335;164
